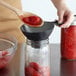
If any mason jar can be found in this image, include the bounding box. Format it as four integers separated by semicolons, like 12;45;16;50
61;15;76;60
25;39;50;76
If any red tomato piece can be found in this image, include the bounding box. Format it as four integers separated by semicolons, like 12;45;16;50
0;51;12;69
29;62;41;71
2;51;8;56
22;16;42;27
25;66;42;76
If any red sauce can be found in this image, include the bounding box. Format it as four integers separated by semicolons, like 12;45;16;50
61;26;76;60
25;62;50;76
20;15;42;27
0;51;12;69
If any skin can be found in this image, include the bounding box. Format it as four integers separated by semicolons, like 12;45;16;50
51;0;74;28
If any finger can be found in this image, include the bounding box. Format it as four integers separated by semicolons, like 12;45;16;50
57;11;64;24
60;13;74;28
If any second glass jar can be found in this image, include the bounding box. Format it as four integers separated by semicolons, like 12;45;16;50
25;39;50;76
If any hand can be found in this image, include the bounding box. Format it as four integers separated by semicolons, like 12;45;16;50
57;4;74;28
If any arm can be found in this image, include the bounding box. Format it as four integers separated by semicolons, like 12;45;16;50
51;0;74;28
51;0;65;9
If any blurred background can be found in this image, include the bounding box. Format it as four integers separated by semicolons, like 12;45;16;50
21;0;76;44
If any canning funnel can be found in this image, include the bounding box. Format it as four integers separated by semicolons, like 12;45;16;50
20;21;57;41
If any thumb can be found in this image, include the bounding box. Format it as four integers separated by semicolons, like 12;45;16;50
58;11;64;24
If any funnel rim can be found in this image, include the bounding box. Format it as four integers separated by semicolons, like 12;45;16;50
21;21;54;33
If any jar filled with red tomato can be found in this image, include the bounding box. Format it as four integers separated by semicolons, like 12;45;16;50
61;15;76;60
25;39;50;76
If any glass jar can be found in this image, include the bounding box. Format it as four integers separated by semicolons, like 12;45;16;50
25;39;50;76
61;15;76;60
